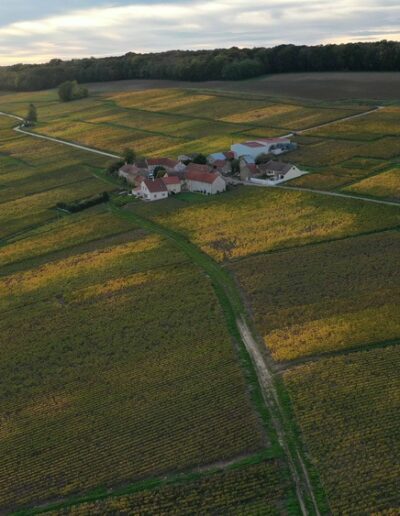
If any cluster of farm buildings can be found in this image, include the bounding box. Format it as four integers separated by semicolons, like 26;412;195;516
118;137;307;201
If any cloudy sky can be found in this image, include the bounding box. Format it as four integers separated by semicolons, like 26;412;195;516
0;0;398;65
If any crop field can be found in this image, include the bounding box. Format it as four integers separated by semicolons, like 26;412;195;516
1;82;399;515
284;345;400;514
309;106;400;140
0;123;111;240
229;231;400;362
129;187;400;261
0;207;137;272
3;86;399;196
0;87;368;159
0;231;268;512
50;459;296;515
344;167;400;199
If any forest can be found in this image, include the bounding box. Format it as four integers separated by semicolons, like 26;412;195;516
0;40;399;91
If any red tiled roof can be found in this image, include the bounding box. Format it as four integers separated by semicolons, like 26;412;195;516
186;169;220;184
120;164;140;175
241;142;265;148
213;159;227;168
143;178;168;193
161;176;180;185
255;137;290;143
185;163;210;174
147;157;178;168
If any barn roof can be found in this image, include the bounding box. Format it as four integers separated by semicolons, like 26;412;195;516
143;178;168;193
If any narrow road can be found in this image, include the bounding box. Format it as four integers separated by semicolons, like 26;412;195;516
281;105;383;138
237;318;320;516
14;126;122;159
258;183;400;207
0;111;122;159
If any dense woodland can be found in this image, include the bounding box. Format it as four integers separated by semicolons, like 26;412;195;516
0;41;399;91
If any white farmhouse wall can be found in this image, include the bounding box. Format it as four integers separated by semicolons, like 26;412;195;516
187;176;226;194
166;183;181;194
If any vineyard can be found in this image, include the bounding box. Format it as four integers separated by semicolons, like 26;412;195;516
0;83;399;515
284;345;400;514
128;187;400;261
0;123;109;240
47;459;297;515
344;167;400;200
0;207;137;271
229;231;400;361
0;233;267;512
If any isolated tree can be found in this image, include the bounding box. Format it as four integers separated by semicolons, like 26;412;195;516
58;80;88;102
26;103;37;124
123;147;136;164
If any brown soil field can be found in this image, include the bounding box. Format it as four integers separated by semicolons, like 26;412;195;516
87;72;400;101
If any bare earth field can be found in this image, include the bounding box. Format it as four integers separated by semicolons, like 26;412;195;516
87;72;400;101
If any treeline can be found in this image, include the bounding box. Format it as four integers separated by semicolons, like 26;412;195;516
1;41;400;91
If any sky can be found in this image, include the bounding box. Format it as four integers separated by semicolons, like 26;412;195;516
0;0;399;65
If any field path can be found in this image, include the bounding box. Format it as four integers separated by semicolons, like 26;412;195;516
282;105;383;137
237;318;319;516
0;111;122;159
111;205;323;515
251;183;400;207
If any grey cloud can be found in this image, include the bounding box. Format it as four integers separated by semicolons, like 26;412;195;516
0;0;398;65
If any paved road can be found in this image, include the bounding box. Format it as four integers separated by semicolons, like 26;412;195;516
0;111;122;159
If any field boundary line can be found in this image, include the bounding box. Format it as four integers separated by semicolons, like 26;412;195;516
282;105;383;138
275;338;400;373
248;182;400;207
224;226;400;265
13;451;269;515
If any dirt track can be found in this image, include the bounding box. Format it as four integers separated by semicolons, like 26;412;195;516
87;72;400;101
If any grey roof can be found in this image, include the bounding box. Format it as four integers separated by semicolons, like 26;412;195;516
262;161;293;174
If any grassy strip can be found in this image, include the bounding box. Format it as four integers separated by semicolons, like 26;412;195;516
13;451;276;516
275;377;331;515
276;338;400;373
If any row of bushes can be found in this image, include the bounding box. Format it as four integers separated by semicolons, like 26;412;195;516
56;192;109;213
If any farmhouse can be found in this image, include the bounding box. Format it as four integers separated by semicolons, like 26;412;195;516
239;159;258;181
259;161;304;182
140;178;168;201
207;151;235;163
118;164;147;185
161;175;182;194
211;159;232;175
147;158;186;174
231;137;293;160
185;164;226;194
